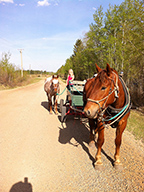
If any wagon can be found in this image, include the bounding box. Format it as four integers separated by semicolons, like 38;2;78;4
60;80;86;122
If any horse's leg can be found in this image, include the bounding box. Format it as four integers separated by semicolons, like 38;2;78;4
114;118;128;168
48;95;53;114
89;119;97;146
95;122;104;167
54;95;58;114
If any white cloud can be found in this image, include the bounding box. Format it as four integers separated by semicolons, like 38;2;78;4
0;0;13;3
19;4;25;7
37;0;50;7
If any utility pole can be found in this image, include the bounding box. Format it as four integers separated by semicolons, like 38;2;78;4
18;49;24;77
29;64;31;77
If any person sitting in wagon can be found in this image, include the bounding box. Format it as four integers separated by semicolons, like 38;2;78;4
66;69;75;103
66;69;75;90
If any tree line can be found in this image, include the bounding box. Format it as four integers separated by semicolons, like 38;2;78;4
0;52;51;88
57;0;144;106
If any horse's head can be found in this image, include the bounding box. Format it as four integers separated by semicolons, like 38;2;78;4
51;75;60;93
84;64;119;119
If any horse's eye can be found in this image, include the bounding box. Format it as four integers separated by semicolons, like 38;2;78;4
101;86;106;91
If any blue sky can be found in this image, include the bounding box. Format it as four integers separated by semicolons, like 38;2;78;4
0;0;124;72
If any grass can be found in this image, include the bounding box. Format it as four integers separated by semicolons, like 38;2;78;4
127;109;144;143
0;75;45;90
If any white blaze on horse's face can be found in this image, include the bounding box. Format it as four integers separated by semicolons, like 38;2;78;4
52;78;59;92
52;79;58;84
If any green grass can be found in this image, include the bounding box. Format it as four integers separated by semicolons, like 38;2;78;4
127;109;144;143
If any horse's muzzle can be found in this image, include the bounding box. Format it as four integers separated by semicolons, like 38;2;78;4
84;107;98;119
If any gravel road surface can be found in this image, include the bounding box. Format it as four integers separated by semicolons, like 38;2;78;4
0;79;144;192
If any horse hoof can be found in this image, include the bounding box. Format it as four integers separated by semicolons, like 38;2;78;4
94;163;104;171
49;111;53;114
94;160;104;170
114;163;123;170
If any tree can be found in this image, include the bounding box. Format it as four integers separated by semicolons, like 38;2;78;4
86;6;106;68
57;0;144;106
0;52;15;85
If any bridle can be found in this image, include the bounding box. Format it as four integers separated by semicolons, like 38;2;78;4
87;72;119;117
86;71;131;126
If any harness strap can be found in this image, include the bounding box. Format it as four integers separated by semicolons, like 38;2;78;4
105;76;131;126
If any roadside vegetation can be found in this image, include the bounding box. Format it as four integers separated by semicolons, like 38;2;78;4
0;52;52;90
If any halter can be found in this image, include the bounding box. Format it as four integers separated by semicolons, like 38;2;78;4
87;72;131;126
87;71;119;115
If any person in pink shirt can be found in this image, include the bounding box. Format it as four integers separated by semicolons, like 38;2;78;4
66;69;75;103
67;69;74;87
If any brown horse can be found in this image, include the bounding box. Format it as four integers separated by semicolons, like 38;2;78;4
44;75;60;114
83;63;131;169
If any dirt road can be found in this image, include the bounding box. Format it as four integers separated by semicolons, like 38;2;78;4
0;80;144;192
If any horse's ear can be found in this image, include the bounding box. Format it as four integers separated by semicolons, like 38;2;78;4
95;63;102;73
106;63;111;76
52;75;59;78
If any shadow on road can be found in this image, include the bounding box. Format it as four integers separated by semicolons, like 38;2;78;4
58;117;96;166
41;101;49;111
41;101;61;113
58;116;115;167
9;177;33;192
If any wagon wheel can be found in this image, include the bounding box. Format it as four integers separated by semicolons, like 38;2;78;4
61;106;66;122
60;99;64;113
